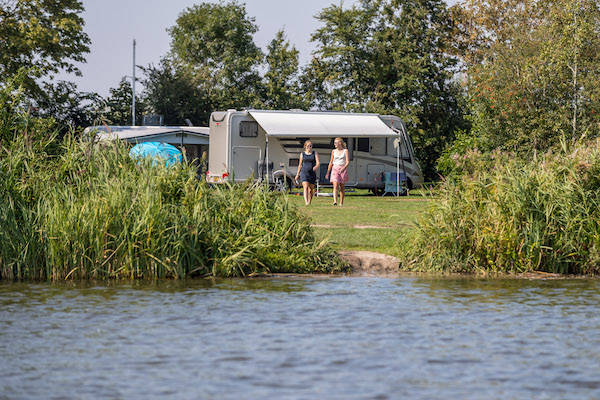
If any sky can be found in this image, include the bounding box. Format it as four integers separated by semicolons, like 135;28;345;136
61;0;455;97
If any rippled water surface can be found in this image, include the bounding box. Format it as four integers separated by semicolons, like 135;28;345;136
1;276;600;399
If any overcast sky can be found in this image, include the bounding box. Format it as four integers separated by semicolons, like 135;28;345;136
61;0;455;97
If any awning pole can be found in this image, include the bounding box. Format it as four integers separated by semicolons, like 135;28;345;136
397;135;400;196
265;135;269;186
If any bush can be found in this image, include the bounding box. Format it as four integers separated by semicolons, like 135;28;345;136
400;141;600;275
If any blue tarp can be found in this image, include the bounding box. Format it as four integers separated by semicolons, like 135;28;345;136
129;142;183;167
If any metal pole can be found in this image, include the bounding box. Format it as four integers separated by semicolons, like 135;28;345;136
265;135;269;186
396;136;400;196
132;39;136;126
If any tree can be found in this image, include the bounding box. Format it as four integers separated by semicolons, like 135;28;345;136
303;0;468;179
453;0;600;152
167;1;263;110
262;30;306;110
0;0;90;98
32;80;103;134
102;78;146;126
141;58;210;126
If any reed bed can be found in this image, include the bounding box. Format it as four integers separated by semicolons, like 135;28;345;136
1;92;346;280
400;143;600;275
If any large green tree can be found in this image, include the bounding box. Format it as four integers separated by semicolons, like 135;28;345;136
262;30;306;110
141;58;210;126
453;0;600;152
0;0;90;98
167;1;263;111
303;0;467;179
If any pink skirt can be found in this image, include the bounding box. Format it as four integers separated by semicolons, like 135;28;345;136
330;165;348;183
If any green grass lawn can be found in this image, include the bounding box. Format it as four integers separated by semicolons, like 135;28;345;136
288;189;432;256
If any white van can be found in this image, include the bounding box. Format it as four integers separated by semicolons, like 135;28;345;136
206;109;423;192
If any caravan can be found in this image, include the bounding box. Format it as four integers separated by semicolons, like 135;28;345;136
207;109;423;193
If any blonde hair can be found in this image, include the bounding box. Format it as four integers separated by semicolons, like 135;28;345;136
334;137;346;149
303;140;313;150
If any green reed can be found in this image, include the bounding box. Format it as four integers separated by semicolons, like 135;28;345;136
1;102;346;280
400;143;600;275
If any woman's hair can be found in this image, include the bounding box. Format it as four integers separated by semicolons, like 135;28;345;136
303;140;313;150
334;137;346;149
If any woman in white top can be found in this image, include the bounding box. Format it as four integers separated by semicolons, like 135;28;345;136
325;137;349;206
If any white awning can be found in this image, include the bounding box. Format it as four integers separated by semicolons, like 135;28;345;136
248;110;399;137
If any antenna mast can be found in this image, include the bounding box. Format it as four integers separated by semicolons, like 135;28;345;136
132;39;136;126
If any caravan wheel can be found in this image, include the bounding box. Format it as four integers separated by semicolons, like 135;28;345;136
274;176;292;193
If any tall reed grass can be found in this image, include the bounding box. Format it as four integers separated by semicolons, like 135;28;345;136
400;143;600;275
0;83;346;280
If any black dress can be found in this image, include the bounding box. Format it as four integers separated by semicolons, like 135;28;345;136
299;152;317;184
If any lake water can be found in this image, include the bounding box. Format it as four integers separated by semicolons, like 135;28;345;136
1;276;599;399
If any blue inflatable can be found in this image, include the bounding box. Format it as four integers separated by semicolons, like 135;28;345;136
129;142;183;167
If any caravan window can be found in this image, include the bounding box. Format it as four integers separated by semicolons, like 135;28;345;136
370;138;386;155
239;121;258;137
356;138;369;152
387;137;411;161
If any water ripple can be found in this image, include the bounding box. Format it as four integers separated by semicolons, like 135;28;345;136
0;277;599;399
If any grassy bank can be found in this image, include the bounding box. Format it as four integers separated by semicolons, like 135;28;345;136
399;144;600;275
289;190;431;257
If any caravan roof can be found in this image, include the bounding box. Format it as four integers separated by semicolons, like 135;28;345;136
85;125;209;145
247;110;400;138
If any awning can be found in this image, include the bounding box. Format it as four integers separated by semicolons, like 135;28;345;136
248;110;399;137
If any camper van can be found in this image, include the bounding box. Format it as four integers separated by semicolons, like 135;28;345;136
206;109;424;192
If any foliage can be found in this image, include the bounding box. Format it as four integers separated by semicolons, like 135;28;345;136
452;0;600;153
141;58;210;126
303;0;468;180
101;78;147;126
0;0;90;98
168;0;263;111
262;30;307;110
400;141;600;275
33;80;104;133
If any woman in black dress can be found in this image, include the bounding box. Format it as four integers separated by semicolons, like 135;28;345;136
295;140;320;205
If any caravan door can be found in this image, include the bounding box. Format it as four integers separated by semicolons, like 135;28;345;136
232;146;261;180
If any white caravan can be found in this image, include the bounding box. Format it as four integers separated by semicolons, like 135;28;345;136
207;109;424;192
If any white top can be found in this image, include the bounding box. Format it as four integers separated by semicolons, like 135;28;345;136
247;110;400;137
332;149;347;166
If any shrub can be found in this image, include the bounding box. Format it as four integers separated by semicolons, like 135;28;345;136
401;141;600;275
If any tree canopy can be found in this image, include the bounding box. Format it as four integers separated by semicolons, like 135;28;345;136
0;0;90;97
168;1;263;111
453;0;600;153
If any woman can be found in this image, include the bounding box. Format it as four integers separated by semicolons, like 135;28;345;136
295;140;320;205
325;137;349;206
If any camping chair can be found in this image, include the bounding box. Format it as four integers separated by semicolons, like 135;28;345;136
383;171;407;196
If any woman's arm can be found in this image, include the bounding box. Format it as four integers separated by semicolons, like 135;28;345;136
314;152;320;171
295;153;303;181
325;151;334;178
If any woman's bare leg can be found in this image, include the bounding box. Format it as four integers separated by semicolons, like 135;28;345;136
339;183;345;206
302;182;310;205
308;183;315;204
333;182;339;205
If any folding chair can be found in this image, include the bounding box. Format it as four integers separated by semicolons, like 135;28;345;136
383;171;407;196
